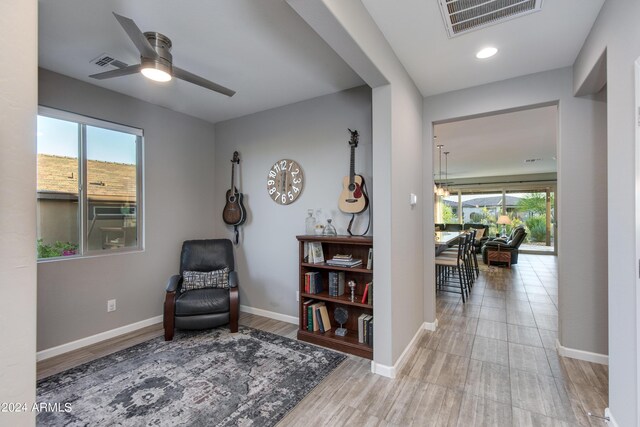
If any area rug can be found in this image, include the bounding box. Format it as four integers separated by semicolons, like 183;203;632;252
37;326;346;426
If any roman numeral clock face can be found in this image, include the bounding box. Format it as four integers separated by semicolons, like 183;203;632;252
267;159;304;205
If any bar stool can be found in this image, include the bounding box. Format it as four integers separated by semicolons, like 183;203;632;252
440;231;476;288
435;237;469;303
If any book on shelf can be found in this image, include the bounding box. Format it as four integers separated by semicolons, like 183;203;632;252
326;258;362;268
358;314;373;345
302;299;315;329
366;248;373;270
328;271;345;297
368;282;373;305
315;306;325;333
333;254;353;260
361;282;371;304
308;301;325;331
309;242;325;264
358;313;367;343
305;271;323;294
318;305;332;332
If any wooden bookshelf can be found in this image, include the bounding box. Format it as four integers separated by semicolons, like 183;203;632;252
296;235;373;359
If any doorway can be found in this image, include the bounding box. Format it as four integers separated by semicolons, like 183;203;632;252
432;104;558;256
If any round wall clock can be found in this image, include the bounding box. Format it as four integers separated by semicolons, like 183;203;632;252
267;159;304;205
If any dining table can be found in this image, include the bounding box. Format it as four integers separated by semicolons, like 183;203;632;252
434;231;464;256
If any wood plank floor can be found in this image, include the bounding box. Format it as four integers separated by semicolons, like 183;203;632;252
37;254;608;426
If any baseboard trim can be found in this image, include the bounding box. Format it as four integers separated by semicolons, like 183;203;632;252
371;322;427;379
240;305;298;325
424;318;438;331
37;315;163;362
604;408;618;426
556;339;609;365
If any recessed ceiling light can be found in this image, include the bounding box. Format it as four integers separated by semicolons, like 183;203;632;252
476;47;498;59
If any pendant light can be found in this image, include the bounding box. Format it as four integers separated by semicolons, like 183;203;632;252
443;151;450;197
436;144;445;196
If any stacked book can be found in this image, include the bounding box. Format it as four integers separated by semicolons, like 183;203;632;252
302;300;332;333
304;272;322;294
358;314;373;346
328;271;345;297
326;254;362;268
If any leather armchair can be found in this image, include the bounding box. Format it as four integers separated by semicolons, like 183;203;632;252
164;239;239;341
481;225;527;265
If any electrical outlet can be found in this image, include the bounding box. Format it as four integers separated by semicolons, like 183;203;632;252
107;299;116;312
296;291;299;302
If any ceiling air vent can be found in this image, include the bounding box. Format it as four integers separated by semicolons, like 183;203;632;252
437;0;543;38
90;53;128;69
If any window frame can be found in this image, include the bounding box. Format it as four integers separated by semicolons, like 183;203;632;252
37;106;144;261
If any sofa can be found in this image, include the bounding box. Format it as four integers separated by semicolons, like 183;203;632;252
481;225;527;265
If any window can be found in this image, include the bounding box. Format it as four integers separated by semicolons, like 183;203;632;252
37;107;143;259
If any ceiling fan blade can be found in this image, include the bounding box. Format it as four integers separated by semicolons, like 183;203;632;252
89;64;141;80
112;12;158;59
173;66;236;97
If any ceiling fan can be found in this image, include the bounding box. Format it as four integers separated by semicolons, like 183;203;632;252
89;12;235;97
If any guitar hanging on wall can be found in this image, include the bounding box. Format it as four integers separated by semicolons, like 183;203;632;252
222;151;246;244
338;129;368;214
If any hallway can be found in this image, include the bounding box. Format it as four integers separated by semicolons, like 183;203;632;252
425;254;608;425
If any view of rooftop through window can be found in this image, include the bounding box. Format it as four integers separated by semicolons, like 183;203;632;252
36;111;142;259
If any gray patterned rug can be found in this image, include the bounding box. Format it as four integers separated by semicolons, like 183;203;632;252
37;326;345;426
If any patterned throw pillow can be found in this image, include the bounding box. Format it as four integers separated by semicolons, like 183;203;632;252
182;268;229;291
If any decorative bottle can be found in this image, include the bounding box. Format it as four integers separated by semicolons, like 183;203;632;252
305;209;316;235
314;209;325;235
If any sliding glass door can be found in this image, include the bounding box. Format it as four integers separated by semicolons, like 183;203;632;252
506;189;555;253
436;186;557;254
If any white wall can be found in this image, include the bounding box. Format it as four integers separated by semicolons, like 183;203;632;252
0;1;37;425
37;70;217;351
213;86;372;317
288;0;424;370
574;0;640;424
423;67;608;357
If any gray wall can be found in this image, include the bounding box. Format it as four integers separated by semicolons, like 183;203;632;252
37;69;217;351
0;0;38;424
423;67;608;356
213;86;372;318
574;0;640;424
288;0;425;368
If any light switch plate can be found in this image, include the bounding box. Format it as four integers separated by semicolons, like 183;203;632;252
410;193;417;206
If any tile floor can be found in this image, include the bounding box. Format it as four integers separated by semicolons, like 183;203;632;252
420;254;608;426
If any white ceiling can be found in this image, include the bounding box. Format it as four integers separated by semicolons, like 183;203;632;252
433;105;558;179
36;4;581;200
361;0;605;96
38;0;364;124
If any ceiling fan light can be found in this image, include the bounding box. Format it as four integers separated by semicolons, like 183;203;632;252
141;59;172;82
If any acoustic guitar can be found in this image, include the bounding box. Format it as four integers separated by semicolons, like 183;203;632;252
222;151;246;226
338;129;368;214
